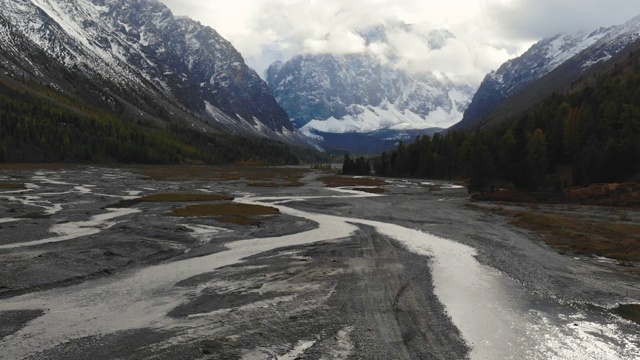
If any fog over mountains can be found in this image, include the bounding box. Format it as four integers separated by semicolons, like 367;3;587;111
265;23;476;152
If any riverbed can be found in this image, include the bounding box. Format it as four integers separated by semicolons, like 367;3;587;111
0;166;639;359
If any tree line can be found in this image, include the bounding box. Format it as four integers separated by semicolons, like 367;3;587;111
371;73;640;192
0;81;319;165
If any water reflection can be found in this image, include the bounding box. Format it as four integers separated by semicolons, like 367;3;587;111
256;192;640;360
0;182;638;359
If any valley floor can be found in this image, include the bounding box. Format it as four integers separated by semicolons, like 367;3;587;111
0;166;639;359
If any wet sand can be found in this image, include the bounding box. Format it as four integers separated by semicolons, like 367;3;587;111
0;166;639;359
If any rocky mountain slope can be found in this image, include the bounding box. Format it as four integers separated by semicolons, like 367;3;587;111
266;23;475;152
456;13;640;129
0;0;311;147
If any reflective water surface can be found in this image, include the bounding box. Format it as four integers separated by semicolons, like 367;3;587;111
0;170;638;359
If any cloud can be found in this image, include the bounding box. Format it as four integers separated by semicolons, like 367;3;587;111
160;0;640;83
380;27;513;84
485;0;640;40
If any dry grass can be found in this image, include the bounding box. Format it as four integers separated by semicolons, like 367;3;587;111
352;187;387;194
0;183;26;190
234;160;270;167
423;184;442;191
139;166;242;181
476;182;640;207
247;181;305;188
510;211;640;262
167;202;279;227
168;203;279;218
0;163;71;171
565;182;640;207
138;165;308;185
215;215;261;226
321;175;386;188
310;163;338;172
138;193;234;202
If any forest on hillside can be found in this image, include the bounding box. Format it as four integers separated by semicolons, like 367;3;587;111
0;82;321;165
368;72;640;192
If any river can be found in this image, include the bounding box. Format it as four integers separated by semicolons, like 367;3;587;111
0;167;638;359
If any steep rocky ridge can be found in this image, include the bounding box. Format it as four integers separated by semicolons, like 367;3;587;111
0;0;311;146
456;14;640;130
266;23;475;152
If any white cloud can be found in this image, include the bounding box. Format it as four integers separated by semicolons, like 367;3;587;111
303;28;367;55
485;0;640;40
160;0;640;83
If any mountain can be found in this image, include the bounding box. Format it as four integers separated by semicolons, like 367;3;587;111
0;0;313;148
266;23;475;153
456;14;640;130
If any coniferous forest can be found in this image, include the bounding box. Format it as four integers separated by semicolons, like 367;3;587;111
0;81;322;165
372;71;640;192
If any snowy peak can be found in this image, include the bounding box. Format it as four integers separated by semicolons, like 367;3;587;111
0;0;301;142
266;22;474;151
458;13;640;129
268;52;473;130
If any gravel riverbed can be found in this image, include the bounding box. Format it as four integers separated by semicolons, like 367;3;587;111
0;166;638;359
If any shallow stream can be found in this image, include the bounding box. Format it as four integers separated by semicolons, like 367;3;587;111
0;170;638;359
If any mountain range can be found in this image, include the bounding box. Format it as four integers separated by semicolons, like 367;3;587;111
456;13;640;130
265;14;640;153
266;23;475;153
0;0;314;149
1;0;640;159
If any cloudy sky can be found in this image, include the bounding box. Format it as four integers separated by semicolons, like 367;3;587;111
160;0;640;84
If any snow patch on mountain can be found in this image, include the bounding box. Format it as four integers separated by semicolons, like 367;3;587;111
267;22;476;144
545;32;605;69
300;88;465;137
458;13;640;129
1;0;304;145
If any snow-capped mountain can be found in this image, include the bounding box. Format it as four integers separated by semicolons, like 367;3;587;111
0;0;311;146
266;23;475;152
457;13;640;129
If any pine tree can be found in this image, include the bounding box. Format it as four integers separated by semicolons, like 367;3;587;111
526;129;548;190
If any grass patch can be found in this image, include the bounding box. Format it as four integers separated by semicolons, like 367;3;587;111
310;163;338;172
247;181;304;187
352;187;387;194
321;175;386;188
168;202;279;227
510;211;640;262
613;304;640;325
168;203;279;218
216;215;261;226
138;193;234;202
138;165;308;185
565;182;640;207
140;165;242;181
0;163;71;171
0;183;26;190
423;184;442;191
475;182;640;207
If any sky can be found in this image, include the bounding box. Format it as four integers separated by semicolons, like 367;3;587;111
160;0;640;85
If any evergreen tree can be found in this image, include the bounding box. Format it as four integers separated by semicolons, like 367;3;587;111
342;154;354;174
374;151;390;176
498;129;518;182
526;129;548;190
468;144;494;194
